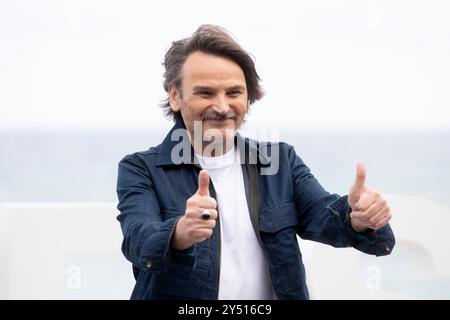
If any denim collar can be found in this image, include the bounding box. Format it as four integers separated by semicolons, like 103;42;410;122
155;117;271;167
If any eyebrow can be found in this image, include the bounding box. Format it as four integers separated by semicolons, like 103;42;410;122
226;85;246;92
192;86;214;93
192;85;246;93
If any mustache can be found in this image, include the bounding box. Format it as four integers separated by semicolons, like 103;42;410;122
201;111;237;121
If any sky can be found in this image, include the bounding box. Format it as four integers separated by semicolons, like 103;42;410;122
1;0;449;130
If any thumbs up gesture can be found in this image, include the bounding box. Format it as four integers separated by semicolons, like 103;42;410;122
197;169;211;197
348;162;392;232
171;170;218;250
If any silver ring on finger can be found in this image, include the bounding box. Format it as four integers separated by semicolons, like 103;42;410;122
201;209;211;220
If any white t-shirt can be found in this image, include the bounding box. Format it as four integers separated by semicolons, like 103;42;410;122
196;146;275;300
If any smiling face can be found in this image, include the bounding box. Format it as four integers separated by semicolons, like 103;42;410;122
169;51;248;155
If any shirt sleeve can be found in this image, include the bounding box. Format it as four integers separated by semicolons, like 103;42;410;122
116;153;195;273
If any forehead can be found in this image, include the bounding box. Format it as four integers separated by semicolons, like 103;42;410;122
181;51;246;88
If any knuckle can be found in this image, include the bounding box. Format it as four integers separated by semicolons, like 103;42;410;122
187;228;196;238
360;213;369;221
192;229;203;238
201;229;213;239
184;218;192;227
186;197;195;207
185;209;196;218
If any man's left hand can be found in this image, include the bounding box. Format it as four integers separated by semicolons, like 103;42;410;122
348;162;392;233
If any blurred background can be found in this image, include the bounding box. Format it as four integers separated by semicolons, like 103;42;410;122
0;0;449;299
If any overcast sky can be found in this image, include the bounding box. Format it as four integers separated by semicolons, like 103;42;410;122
1;0;449;130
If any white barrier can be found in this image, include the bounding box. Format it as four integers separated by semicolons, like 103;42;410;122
303;194;450;299
0;202;134;299
0;194;449;299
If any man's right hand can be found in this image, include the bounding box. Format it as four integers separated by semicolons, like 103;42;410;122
171;169;218;251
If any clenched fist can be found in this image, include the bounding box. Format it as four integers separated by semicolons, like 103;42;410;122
171;170;218;250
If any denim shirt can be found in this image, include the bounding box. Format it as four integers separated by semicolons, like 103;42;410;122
116;119;395;300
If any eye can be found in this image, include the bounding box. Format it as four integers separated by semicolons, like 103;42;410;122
198;91;213;98
227;90;242;97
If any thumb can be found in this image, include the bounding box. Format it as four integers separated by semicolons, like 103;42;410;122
197;170;210;196
353;162;367;193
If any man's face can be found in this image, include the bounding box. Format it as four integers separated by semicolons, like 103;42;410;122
169;51;248;148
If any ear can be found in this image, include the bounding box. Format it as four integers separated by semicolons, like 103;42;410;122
169;85;181;112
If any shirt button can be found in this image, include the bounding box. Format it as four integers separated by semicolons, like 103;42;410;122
145;260;153;269
385;245;391;252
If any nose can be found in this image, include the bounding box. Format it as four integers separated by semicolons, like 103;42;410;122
212;94;230;114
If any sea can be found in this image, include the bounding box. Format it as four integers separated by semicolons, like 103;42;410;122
0;127;449;208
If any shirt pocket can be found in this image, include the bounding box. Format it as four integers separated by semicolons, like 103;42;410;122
258;201;305;294
259;201;299;233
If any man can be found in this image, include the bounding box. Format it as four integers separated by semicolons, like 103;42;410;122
116;25;395;300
